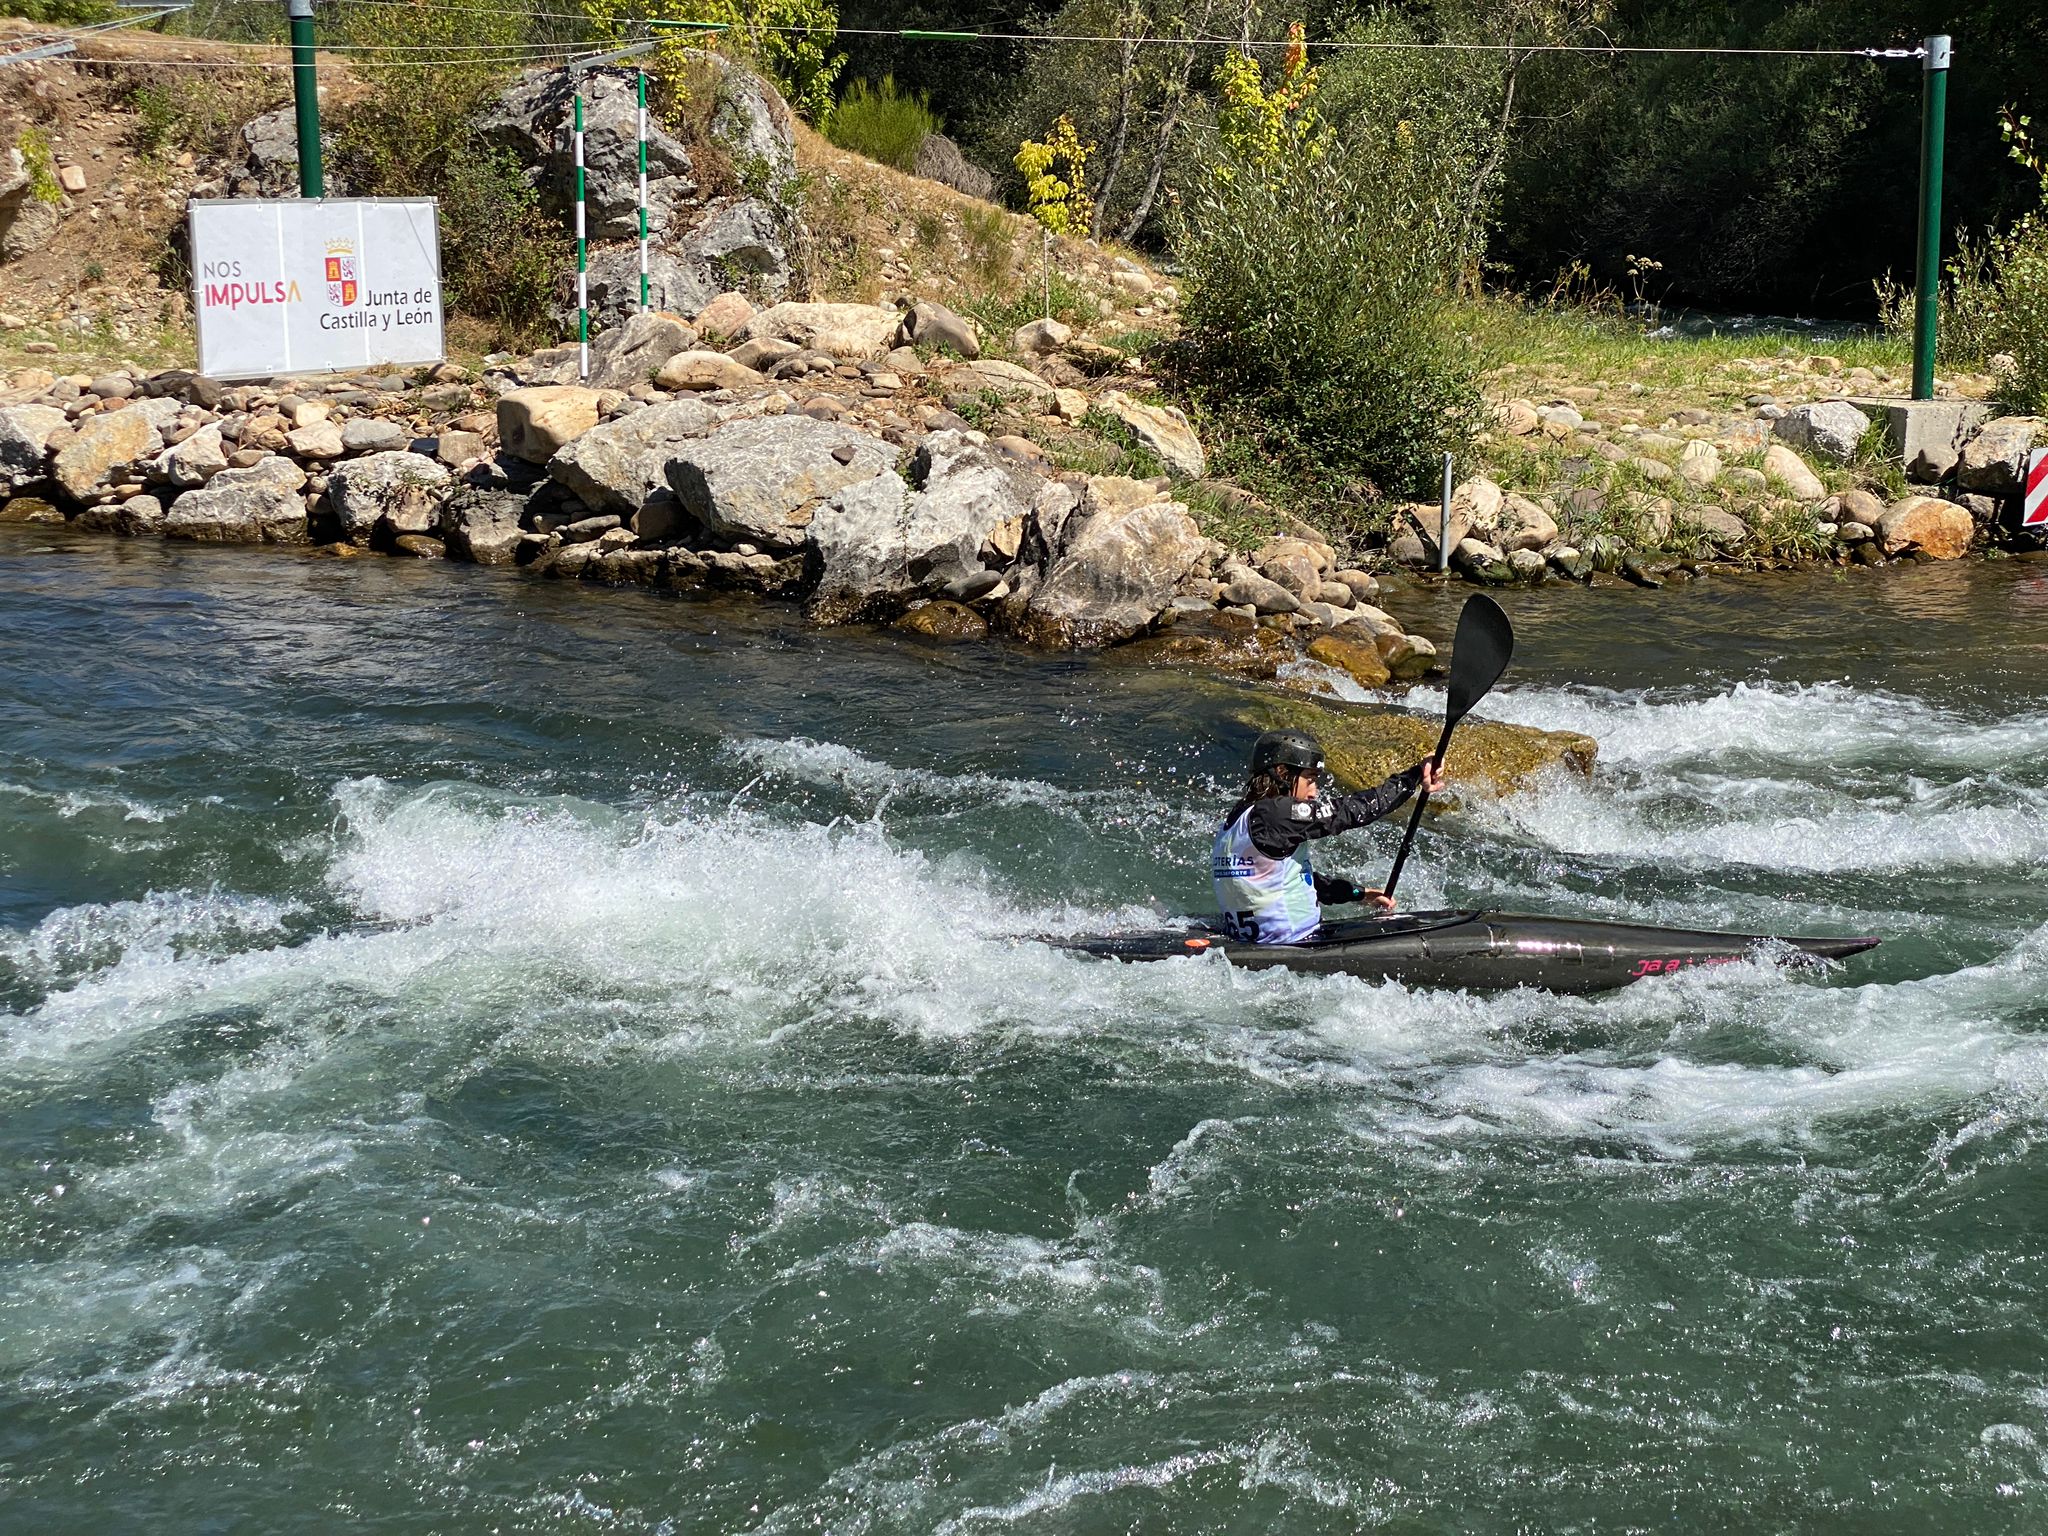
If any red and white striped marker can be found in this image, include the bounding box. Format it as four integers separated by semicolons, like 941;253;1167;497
2026;447;2048;529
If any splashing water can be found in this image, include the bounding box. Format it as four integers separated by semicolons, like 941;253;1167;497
5;536;2048;1530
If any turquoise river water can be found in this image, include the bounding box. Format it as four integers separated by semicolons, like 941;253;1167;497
4;529;2048;1532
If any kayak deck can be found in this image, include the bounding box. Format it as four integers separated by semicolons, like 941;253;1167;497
1045;910;1881;995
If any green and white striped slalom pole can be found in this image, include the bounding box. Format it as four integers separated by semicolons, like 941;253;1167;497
575;92;589;379
638;71;650;311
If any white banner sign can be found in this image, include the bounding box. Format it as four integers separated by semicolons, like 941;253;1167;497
189;198;444;379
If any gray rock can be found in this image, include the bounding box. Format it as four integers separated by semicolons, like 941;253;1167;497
478;67;697;241
912;132;994;199
807;469;988;622
340;417;409;456
75;492;165;536
587;311;699;389
1774;400;1871;465
161;456;308;543
1219;566;1300;614
1676;505;1749;548
898;300;980;360
327;450;452;543
156;423;228;489
0;403;66;490
1957;416;2042;495
665;415;896;550
1019;502;1209;647
1876;399;1990;483
681;197;791;298
730;336;800;373
439;487;528;565
241;106;338;196
1453;537;1512;584
1506;548;1548;581
1388;530;1429;567
548;398;722;518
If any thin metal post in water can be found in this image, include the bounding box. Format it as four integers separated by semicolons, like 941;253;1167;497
285;0;323;197
575;92;588;379
1438;453;1454;573
1912;34;1950;401
637;71;650;311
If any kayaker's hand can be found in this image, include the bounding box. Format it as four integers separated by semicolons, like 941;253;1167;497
1419;759;1446;795
1362;886;1396;912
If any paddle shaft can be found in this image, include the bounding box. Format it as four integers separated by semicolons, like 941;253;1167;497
1380;717;1454;901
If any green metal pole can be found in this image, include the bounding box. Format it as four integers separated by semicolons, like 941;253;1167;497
286;0;323;196
1912;34;1950;401
638;71;649;311
575;91;588;378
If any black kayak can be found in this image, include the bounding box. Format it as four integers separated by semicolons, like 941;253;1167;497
1045;910;1881;995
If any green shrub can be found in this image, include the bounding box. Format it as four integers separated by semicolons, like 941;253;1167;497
437;149;562;352
826;75;938;173
15;125;62;204
128;72;285;161
0;0;113;21
1170;123;1484;500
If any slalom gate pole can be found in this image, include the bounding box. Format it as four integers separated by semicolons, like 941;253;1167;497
638;71;650;311
1438;453;1453;573
1911;34;1950;401
575;92;588;379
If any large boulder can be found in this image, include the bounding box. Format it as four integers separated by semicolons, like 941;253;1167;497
1774;401;1871;465
586;311;698;389
547;398;722;518
52;408;156;502
1956;416;2042;496
327;451;452;543
1877;495;1975;559
665;416;896;550
738;302;903;361
161;456;308;543
440;487;529;565
806;468;1011;623
1097;390;1206;479
0;403;65;491
478;66;697;241
1496;492;1558;552
1245;695;1597;798
499;386;602;464
1016;501;1207;648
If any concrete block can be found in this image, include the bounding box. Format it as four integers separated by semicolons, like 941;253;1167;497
1871;399;1991;483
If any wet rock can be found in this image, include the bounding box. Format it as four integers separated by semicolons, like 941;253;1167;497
1453;537;1512;584
1244;695;1596;797
1220;566;1299;614
328;451;452;544
161;456;308;543
392;533;445;558
1305;631;1391;689
1017;500;1207;648
893;598;990;641
666;415;895;551
75;493;164;535
440;487;528;564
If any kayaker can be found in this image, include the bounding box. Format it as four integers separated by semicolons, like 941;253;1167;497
1211;729;1446;944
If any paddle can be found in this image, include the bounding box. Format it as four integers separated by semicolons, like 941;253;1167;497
1380;593;1515;902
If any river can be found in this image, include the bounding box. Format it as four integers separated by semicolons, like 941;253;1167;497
5;530;2048;1531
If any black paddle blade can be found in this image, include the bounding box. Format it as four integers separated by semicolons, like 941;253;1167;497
1443;593;1516;731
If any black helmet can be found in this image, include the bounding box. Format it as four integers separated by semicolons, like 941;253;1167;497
1250;729;1324;777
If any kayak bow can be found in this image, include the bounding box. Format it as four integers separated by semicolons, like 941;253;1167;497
1045;910;1881;995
